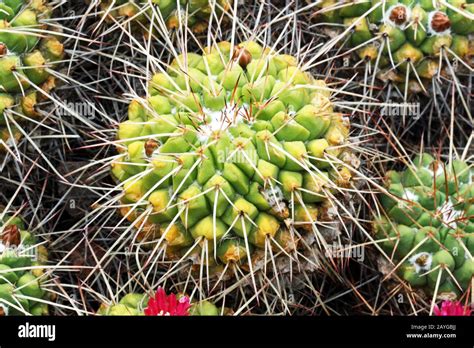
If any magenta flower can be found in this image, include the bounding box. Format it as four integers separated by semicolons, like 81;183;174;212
433;300;472;316
144;288;191;316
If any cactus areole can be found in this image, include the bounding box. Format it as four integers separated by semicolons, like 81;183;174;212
317;0;474;86
112;40;355;278
375;154;474;299
0;0;64;151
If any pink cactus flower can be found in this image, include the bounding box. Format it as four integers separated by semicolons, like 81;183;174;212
433;300;472;316
144;288;191;316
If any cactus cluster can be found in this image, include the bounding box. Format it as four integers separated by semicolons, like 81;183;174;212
374;154;474;298
0;0;64;151
2;0;471;319
0;211;49;315
111;40;355;286
94;0;232;33
317;0;474;89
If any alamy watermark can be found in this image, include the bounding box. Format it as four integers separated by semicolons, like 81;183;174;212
216;148;259;165
18;323;56;342
381;100;420;120
0;243;39;261
324;242;365;262
57;101;96;119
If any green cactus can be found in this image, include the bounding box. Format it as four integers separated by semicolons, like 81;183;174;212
374;154;474;299
0;211;49;315
189;300;219;315
112;40;355;286
93;0;232;34
316;0;474;88
97;293;149;315
0;0;64;151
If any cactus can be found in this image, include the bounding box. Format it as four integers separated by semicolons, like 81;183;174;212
98;288;219;315
374;154;473;299
97;293;149;315
0;0;64;151
0;211;49;315
315;0;474;90
92;0;232;34
110;39;356;306
189;300;219;315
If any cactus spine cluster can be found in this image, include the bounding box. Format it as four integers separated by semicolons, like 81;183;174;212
374;154;474;298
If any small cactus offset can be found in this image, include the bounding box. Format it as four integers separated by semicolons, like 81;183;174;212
111;40;357;305
374;154;473;299
92;0;232;34
189;300;220;315
0;0;64;151
97;293;149;315
315;0;474;91
0;211;49;315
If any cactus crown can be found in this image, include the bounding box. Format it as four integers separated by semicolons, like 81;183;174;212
318;0;474;86
0;211;48;315
112;40;356;292
0;0;64;151
375;154;474;298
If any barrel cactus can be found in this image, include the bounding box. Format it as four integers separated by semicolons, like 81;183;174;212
0;0;64;151
111;39;356;305
374;154;473;299
93;0;232;33
0;211;49;315
315;0;474;90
